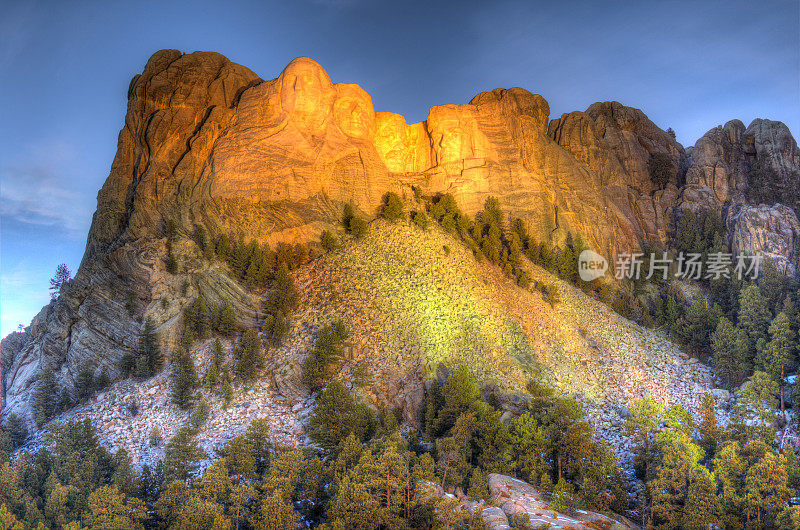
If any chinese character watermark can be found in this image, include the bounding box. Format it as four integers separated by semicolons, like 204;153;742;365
579;250;763;282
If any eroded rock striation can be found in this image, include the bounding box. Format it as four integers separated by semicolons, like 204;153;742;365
3;49;798;426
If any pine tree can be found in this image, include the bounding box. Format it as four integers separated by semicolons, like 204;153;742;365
732;371;779;443
712;317;751;387
81;485;147;530
206;339;224;388
75;366;95;403
221;369;234;407
218;302;236;336
326;475;381;529
112;448;137;497
759;311;796;382
777;506;800;530
252;490;299;530
0;503;23;530
302;322;347;391
171;347;198;409
675;296;720;356
738;284;772;354
784;444;800;489
539;473;554;498
234;329;264;383
682;466;722;529
164;426;205;483
33;367;59;426
544;283;561;307
3;414;27;450
550;477;577;516
467;468;490;501
49;264;71;300
135;318;162;378
648;434;703;529
380;192;405;221
308;379;375;452
698;392;722;455
188;397;210;429
245;418;272;475
745;451;791;525
759;311;797;414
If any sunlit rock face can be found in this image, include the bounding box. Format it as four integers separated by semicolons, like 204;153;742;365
88;51;681;259
4;49;800;426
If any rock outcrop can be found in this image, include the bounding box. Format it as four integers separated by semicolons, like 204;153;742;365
728;203;800;275
2;49;798;426
487;473;639;529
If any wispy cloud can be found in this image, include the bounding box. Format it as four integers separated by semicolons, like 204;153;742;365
0;140;94;239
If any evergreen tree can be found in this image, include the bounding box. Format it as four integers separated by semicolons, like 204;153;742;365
253;490;299;530
321;230;339;252
0;504;23;530
171;347;198;409
411;210;430;230
2;414;27;450
544;283;561;307
245;418;273;476
648;152;674;189
682;466;722;530
165;241;178;274
206;338;224;388
348;216;369;239
234;329;264;383
738;284;772;354
744;451;791;525
326;475;381;529
732;371;779;443
648;433;703;529
308;379;375;452
164;426;205;483
549;477;577;516
697;393;722;454
466;468;490;501
302;322;347;391
217;302;236;336
81;485;147;530
776;506;800;530
33;367;59;427
746;152;783;205
75;367;95;403
49;264;72;300
712;317;751;387
380;192;405;221
675;296;720;356
759;311;796;384
135;318;162;378
539;472;554;499
188;398;210;430
221;370;234;408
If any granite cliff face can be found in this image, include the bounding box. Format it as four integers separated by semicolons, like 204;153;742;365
2;49;799;425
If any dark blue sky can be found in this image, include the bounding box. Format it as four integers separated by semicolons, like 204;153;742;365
1;0;798;336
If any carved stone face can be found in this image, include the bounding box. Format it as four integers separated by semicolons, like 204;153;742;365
279;57;334;135
333;84;375;140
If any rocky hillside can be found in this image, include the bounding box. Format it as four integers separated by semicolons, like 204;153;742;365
18;220;721;482
2;49;798;427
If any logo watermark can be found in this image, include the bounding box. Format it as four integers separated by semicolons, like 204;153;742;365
578;250;763;281
578;250;609;282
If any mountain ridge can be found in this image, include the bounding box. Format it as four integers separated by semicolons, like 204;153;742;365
2;48;798;428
